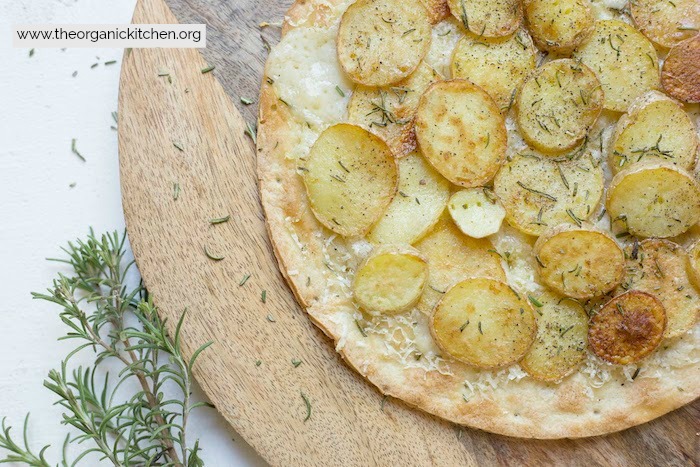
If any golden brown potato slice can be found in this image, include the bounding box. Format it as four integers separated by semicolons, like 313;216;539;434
419;0;450;24
621;239;700;339
302;124;398;237
606;162;700;238
516;59;604;154
520;291;588;382
450;30;536;109
447;188;506;238
447;0;522;38
367;151;450;245
431;278;536;368
415;216;506;313
414;80;507;187
573;20;661;112
347;63;442;158
337;0;432;86
353;246;428;314
662;35;700;103
687;240;700;290
533;224;625;299
588;291;666;365
493;152;604;236
631;0;700;49
609;91;698;174
523;0;594;54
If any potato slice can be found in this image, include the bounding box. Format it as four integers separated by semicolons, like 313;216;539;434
662;35;700;103
493;152;604;236
302;124;398;237
415;216;506;314
687;240;700;290
347;62;442;158
353;246;428;314
414;80;507;187
609;91;698;174
573;20;661;112
516;59;604;154
447;0;522;38
588;291;666;365
337;0;432;86
431;278;536;368
631;0;700;49
606;162;700;238
450;30;536;109
419;0;450;24
448;188;506;238
523;0;594;54
533;224;625;299
520;291;588;382
368;152;450;244
621;239;700;338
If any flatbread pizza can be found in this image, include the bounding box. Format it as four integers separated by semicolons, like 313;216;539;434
257;0;700;438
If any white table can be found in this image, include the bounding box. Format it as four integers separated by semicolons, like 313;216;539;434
0;1;264;465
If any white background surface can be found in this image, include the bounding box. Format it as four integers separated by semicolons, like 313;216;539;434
0;1;264;465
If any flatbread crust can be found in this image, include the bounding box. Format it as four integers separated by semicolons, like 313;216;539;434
257;0;699;438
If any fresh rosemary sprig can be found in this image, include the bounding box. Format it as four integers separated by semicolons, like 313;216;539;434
0;230;212;466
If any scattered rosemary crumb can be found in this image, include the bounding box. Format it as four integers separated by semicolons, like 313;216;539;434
301;392;312;422
201;65;215;74
335;85;345;97
28;48;35;57
266;314;275;322
69;182;76;189
528;295;543;307
209;215;230;224
72;70;78;77
240;97;254;105
255;360;262;367
355;319;367;337
632;367;640;380
292;358;302;368
204;245;224;261
173;182;180;200
261;290;267;303
70;138;86;162
245;121;257;144
104;60;117;65
173;141;184;152
239;274;251;286
91;63;98;69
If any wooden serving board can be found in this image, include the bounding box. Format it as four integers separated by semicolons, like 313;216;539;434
118;0;699;465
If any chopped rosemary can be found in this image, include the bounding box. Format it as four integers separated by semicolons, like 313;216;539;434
292;358;302;368
173;182;180;200
70;138;86;162
478;322;483;335
557;163;569;189
632;367;640;380
528;294;543;307
104;60;117;65
355;319;367;337
301;392;312;422
566;209;583;227
338;160;350;173
459;320;470;332
239;273;251;286
335;85;345;97
256;360;262;367
209;215;231;224
402;28;416;37
28;48;35;57
204;246;224;261
201;65;215;74
173;141;184;152
261;290;267;303
240;97;254;105
560;325;574;337
517;181;557;202
245;121;257;144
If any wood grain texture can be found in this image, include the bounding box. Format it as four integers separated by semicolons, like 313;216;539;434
118;0;700;465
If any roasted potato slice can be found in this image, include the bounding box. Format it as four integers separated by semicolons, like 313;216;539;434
573;20;661;112
348;63;442;158
431;278;536;368
450;30;536;109
631;0;700;49
606;162;700;238
516;59;604;154
420;0;450;24
609;91;698;174
621;239;700;338
368;151;450;244
520;291;588;382
415;80;507;187
662;35;700;103
415;216;506;313
337;0;432;86
493;152;604;236
687;240;700;290
447;188;506;238
302;124;398;237
534;224;624;299
523;0;594;54
588;291;666;365
447;0;522;38
353;246;428;314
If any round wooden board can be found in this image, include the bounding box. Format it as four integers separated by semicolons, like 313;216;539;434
118;0;700;465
